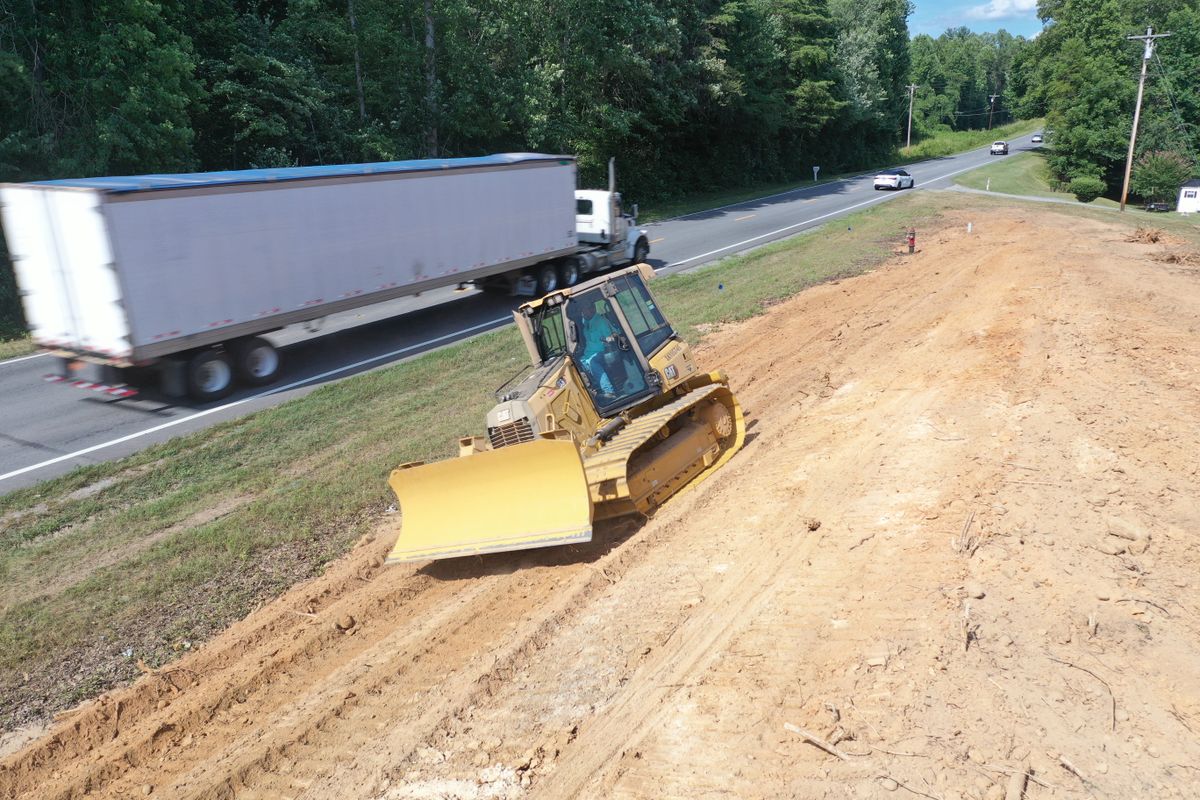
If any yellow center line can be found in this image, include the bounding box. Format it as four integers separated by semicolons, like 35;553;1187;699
802;198;816;203
649;237;665;244
735;214;756;221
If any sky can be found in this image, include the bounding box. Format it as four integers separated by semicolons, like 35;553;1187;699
909;0;1045;39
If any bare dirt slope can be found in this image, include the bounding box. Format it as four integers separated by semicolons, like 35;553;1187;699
3;208;1199;800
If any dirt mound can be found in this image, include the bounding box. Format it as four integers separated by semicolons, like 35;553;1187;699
3;208;1199;800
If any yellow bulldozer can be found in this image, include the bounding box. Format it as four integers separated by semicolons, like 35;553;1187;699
386;264;744;563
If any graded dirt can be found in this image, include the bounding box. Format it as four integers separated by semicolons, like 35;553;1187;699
3;208;1199;799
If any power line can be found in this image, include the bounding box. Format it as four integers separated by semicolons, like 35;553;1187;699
1150;50;1197;161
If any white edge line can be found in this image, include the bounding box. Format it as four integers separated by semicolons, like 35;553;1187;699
0;315;512;484
0;351;49;366
668;160;991;269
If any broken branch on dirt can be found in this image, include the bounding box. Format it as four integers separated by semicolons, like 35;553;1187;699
784;722;852;761
1170;704;1197;735
1115;597;1170;616
287;609;319;619
1059;754;1088;784
980;762;1058;793
1047;653;1116;731
954;511;979;556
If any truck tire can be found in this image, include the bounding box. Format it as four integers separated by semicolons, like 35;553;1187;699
633;237;649;264
229;336;280;387
558;258;581;288
186;348;235;402
535;263;559;295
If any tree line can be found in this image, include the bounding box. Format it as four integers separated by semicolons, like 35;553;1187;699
1;1;1197;336
2;1;1041;197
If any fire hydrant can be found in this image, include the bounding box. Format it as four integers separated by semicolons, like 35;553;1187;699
906;228;916;254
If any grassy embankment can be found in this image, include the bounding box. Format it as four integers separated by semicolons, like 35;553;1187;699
896;118;1042;161
953;148;1199;218
638;118;1044;222
4;185;1195;732
0;335;32;360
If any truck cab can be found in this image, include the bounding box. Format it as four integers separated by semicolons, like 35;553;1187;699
575;190;630;246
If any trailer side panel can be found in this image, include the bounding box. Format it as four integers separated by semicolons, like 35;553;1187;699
99;160;576;355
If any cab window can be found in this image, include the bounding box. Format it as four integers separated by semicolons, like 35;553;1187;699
612;275;673;357
576;198;593;215
533;305;567;360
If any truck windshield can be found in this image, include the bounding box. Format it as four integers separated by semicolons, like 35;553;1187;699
532;304;567;361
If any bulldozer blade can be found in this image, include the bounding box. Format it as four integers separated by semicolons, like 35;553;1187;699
386;438;593;563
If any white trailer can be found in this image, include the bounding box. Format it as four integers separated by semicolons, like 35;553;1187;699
0;153;649;400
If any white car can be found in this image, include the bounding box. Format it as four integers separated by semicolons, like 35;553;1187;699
990;141;1009;155
1031;133;1043;143
873;168;914;190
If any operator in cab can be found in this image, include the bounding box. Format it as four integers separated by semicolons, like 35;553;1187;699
578;301;619;393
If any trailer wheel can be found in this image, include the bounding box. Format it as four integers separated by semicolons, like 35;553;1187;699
535;263;559;295
633;237;650;264
229;336;280;386
558;258;581;288
186;349;235;402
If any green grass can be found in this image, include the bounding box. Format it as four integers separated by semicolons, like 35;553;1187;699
0;335;34;361
4;189;1197;731
953;149;1063;198
953;150;1165;212
899;118;1043;161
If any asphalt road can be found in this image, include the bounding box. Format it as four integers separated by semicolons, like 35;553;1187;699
0;134;1037;491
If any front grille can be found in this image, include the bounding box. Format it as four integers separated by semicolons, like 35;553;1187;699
488;419;535;449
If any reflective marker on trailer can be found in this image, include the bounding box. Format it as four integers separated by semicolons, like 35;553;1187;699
44;374;139;398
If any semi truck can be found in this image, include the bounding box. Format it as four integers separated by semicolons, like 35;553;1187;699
0;153;650;401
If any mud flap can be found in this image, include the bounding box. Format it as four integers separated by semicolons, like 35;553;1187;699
386;438;594;563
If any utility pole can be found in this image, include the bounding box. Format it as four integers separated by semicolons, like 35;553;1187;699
987;94;1000;130
1120;26;1172;212
905;84;919;148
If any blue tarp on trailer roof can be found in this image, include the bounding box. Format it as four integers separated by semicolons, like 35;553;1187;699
29;153;574;194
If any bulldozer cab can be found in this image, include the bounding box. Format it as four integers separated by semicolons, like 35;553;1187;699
526;267;674;417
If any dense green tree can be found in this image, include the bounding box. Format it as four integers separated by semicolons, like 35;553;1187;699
1131;150;1193;203
829;0;910;161
1031;0;1200;194
906;27;1032;139
0;0;199;178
